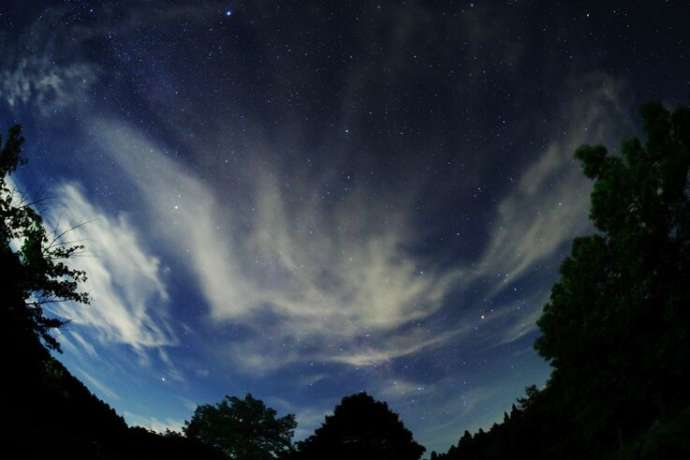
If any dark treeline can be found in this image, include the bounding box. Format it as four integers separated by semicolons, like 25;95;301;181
3;102;690;459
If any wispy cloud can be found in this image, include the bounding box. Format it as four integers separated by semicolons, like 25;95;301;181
123;411;184;434
80;73;627;375
4;1;628;380
0;1;220;116
377;378;427;400
430;74;631;353
0;55;97;115
474;75;626;293
46;183;176;355
87;117;464;373
69;330;99;358
327;325;472;368
77;367;121;401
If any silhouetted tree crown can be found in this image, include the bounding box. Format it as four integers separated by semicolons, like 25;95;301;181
184;393;297;460
432;103;690;459
1;124;88;353
295;392;425;460
535;103;690;444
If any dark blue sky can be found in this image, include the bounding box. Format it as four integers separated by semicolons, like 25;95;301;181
2;0;688;453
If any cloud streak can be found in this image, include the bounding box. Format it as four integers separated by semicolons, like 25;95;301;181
46;183;176;354
476;75;625;291
77;367;122;401
0;55;97;115
79;73;626;375
85;117;464;373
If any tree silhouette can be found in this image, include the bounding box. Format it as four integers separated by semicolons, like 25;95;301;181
294;392;425;460
1;124;88;356
1;125;229;459
432;103;690;459
535;102;690;448
185;393;297;460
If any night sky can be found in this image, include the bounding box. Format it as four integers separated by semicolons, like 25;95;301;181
2;0;689;453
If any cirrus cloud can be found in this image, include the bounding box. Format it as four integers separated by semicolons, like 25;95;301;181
46;183;176;353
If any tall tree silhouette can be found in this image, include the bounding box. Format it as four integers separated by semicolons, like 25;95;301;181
294;392;425;460
535;102;690;448
1;125;88;357
432;103;690;459
185;393;297;460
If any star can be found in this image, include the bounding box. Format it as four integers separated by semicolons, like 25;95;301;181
225;10;233;17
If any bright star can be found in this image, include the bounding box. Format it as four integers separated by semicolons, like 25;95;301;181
225;10;233;17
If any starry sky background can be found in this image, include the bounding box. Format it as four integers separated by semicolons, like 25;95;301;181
2;0;689;454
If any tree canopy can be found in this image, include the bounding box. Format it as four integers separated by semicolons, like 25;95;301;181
431;103;690;459
294;392;425;460
1;124;88;354
535;102;690;445
184;393;297;460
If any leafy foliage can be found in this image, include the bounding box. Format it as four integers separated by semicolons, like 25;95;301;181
536;102;690;444
1;124;88;352
431;103;690;459
293;392;425;460
185;393;297;460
